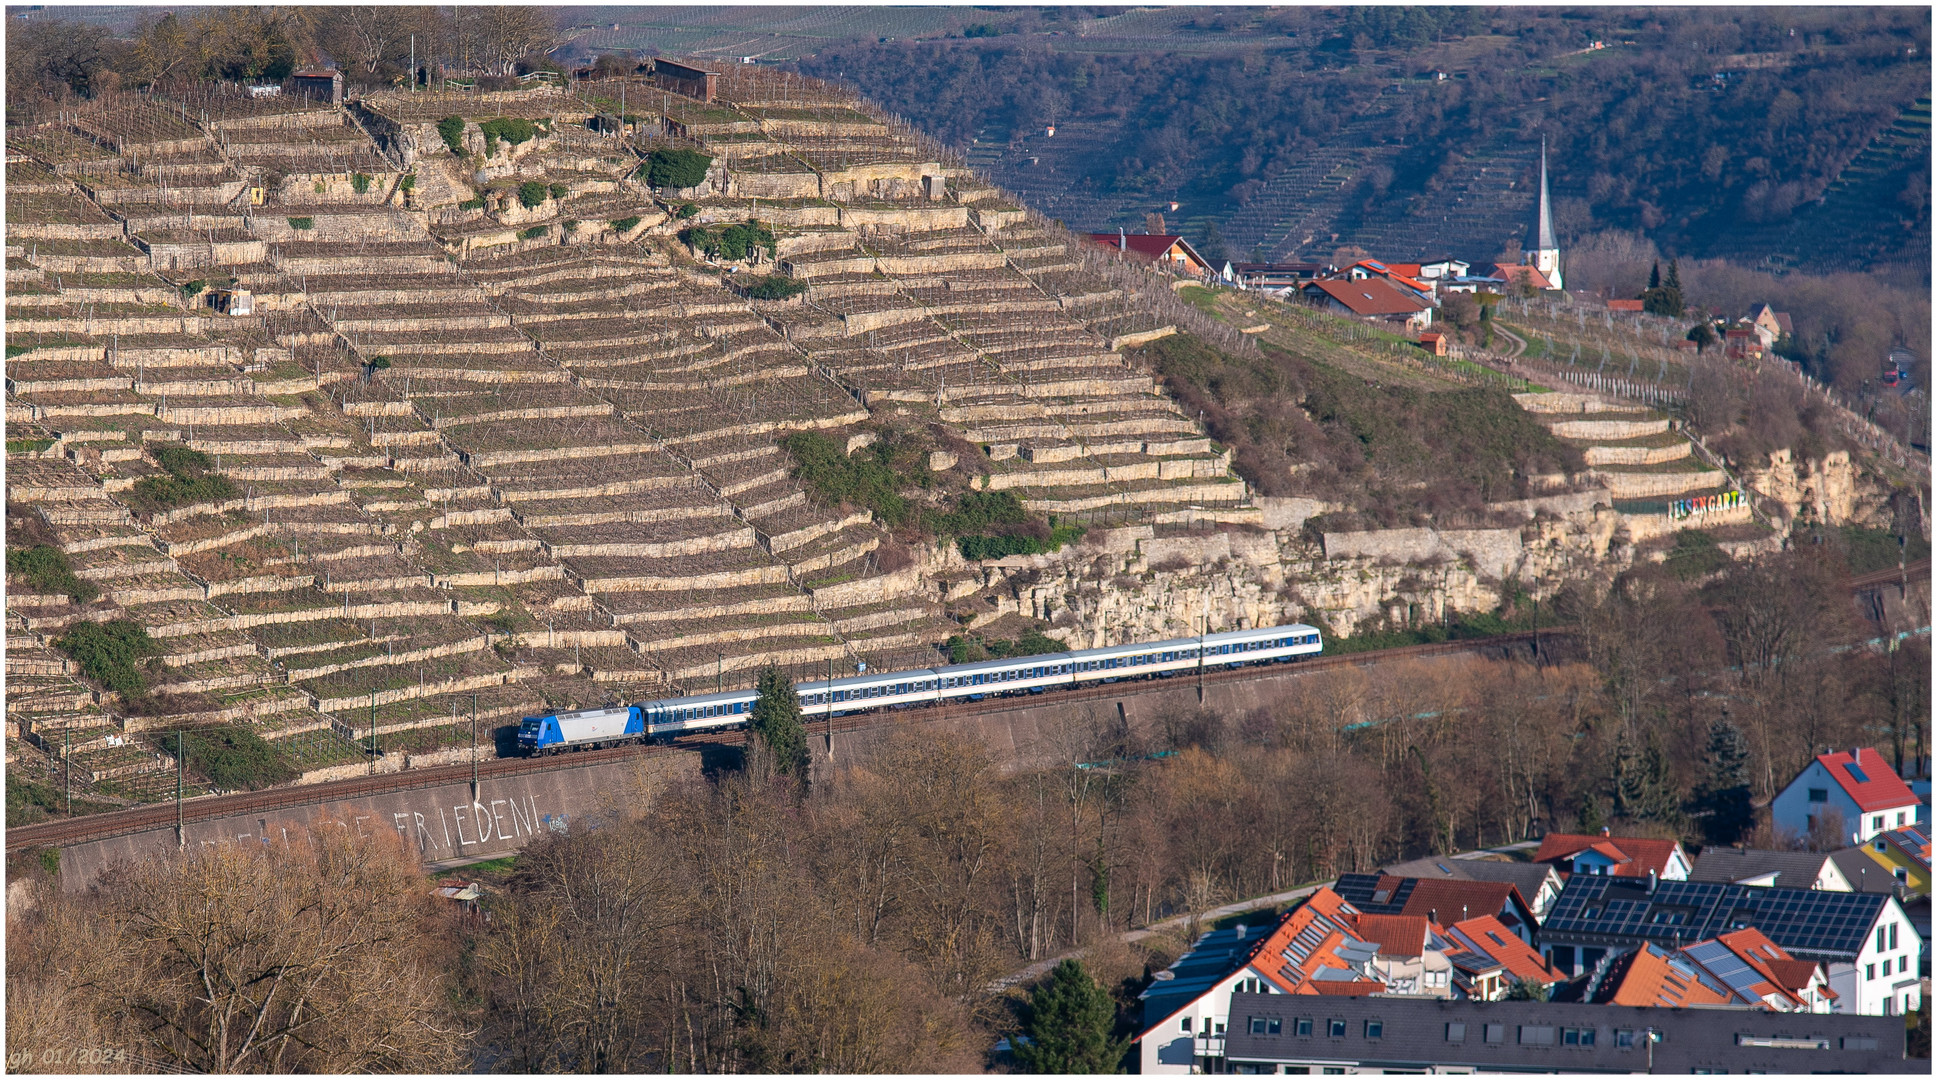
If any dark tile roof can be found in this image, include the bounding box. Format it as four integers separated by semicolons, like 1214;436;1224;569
1221;992;1918;1073
1539;876;1891;962
1335;873;1534;931
1828;847;1909;893
1688;847;1833;888
1380;857;1558;908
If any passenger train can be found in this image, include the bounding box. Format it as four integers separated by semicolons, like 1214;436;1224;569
516;622;1323;755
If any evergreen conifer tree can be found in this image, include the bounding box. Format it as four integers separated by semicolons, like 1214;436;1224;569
1013;960;1128;1074
1648;261;1661;290
1689;717;1754;845
749;664;808;777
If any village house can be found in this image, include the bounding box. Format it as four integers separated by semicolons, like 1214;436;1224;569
1382;856;1565;921
1538;874;1918;1015
1532;830;1693;882
1086;231;1213;277
1300;277;1435;329
1854;824;1931;896
1770;747;1922;845
1441;914;1559;999
1333;873;1540;942
1224;261;1333;290
1575;928;1837;1013
1688;846;1858;891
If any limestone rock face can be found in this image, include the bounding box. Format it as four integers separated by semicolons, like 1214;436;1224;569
1741;448;1893;529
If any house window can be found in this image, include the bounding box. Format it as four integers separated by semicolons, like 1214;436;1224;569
1866;964;1876;980
1181;1017;1192;1033
1615;1030;1637;1049
1484;1024;1506;1044
1295;1018;1313;1037
1328;1020;1346;1038
1248;1017;1281;1035
1808;788;1828;803
1877;926;1888;952
1251;1017;1267;1035
1898;812;1908;826
1563;1027;1596;1047
1889;923;1899;950
1364;1021;1383;1039
1872;815;1884;831
1519;1025;1556;1046
1445;1023;1467;1043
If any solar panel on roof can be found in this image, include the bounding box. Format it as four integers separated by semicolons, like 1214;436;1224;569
1846;764;1870;783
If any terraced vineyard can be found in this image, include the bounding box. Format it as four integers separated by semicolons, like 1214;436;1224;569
1703;95;1932;275
5;71;1246;802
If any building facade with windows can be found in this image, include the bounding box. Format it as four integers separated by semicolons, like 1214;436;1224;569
1218;993;1918;1074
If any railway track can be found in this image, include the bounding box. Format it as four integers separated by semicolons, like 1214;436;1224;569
5;630;1547;856
1846;558;1929;592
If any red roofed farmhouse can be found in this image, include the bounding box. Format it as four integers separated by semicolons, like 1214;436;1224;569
1771;747;1922;844
1301;278;1434;329
1086;232;1212;276
1532;830;1692;881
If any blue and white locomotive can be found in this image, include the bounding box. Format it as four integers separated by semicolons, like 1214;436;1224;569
517;622;1322;755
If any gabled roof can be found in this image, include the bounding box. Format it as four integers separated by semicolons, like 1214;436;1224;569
1597;943;1735;1007
1246;887;1380;995
1827;846;1904;893
1443;914;1554;983
1480;263;1553;289
1087;232;1206;265
1697;928;1813;1008
1810;748;1917;812
1354;914;1429;958
1542;876;1893;962
1688;847;1832;889
1533;833;1685;878
1381;857;1560;909
1303;278;1430;317
1350;259;1434;296
1334;874;1535;933
1136;919;1280;1036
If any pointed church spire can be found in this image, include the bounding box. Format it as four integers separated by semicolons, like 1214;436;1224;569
1532;135;1561;289
1537;136;1557;252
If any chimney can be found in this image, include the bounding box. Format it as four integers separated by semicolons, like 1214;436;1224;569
1429;908;1438;925
1647;870;1658;895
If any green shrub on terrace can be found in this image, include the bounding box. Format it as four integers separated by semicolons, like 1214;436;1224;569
457;195;486;211
562;219;579;233
1665;529;1729;581
55;618;159;697
166;725;298;791
399;172;416;193
642;147;713;189
781;429;916;527
132;445;237;509
480;117;540;158
609;215;642;233
683;220;775;261
7;544;98;602
743;275;807;301
179;278;207;298
6;345;31;358
946;626;1063;663
8;438;56;454
351;172;373;194
676;202;699;220
549;182;570;202
287;216;314;230
955;525;1085;561
518;180;550;209
519;225;549;240
437;116;467;154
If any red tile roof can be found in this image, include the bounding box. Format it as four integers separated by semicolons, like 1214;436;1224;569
1355;914;1429;958
1533;833;1686;878
1445;915;1555;983
1310;979;1387;996
1086;232;1203;265
1607;299;1645;312
1304;278;1429;317
1601;944;1735;1008
1484;264;1553;290
1245;887;1379;995
1816;748;1917;812
1392;878;1528;927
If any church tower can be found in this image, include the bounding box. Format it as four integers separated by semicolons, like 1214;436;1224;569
1532;136;1562;290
